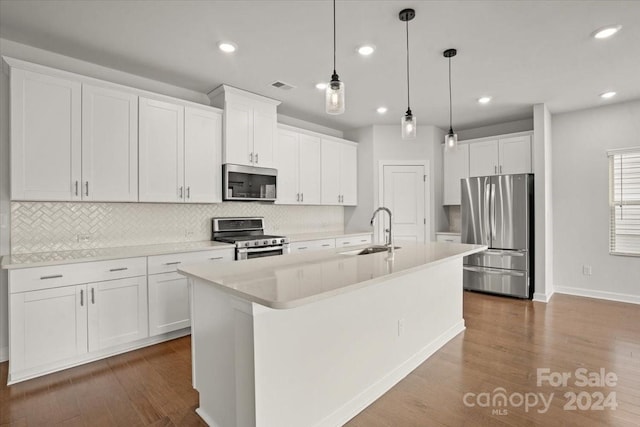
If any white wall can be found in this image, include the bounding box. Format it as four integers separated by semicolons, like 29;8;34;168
344;125;446;241
458;117;533;141
0;47;9;361
552;100;640;303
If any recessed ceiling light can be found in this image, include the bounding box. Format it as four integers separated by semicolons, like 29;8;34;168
218;41;237;53
478;96;492;104
315;82;327;90
376;106;388;114
593;25;622;39
357;45;376;56
600;91;616;99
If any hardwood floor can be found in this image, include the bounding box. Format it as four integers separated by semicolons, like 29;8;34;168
1;291;639;426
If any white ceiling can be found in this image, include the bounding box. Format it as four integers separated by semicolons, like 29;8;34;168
1;0;639;132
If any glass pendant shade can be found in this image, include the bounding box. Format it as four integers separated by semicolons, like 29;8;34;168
445;129;458;150
325;76;345;115
401;110;416;140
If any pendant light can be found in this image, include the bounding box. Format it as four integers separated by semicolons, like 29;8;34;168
444;48;458;150
399;8;416;140
326;0;345;114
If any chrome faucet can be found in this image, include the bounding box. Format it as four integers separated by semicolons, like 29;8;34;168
370;207;394;253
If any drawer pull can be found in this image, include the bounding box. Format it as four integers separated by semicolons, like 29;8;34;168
342;242;351;245
163;261;182;266
109;267;128;272
40;274;63;280
321;244;331;247
298;247;308;250
209;256;224;260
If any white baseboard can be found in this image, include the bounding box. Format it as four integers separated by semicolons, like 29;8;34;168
554;286;640;305
533;291;553;303
317;319;466;427
0;345;7;363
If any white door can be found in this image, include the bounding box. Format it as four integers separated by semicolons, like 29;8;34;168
298;134;322;205
469;140;499;177
10;285;87;372
321;139;341;205
148;272;191;336
139;97;185;202
382;165;426;243
499;135;532;174
184;107;222;203
87;276;148;352
340;144;358;205
276;129;300;204
82;84;138;202
253;108;276;167
10;68;82;201
224;100;253;165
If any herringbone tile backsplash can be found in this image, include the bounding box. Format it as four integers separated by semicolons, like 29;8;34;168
11;202;344;254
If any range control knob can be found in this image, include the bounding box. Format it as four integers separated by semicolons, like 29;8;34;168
244;242;250;247
254;241;260;246
272;239;277;244
263;240;269;245
280;239;286;243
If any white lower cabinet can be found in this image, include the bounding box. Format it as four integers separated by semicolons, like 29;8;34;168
335;234;372;247
290;234;373;254
148;272;190;336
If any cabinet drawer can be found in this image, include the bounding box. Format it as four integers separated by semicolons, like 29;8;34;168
335;234;372;247
290;239;335;253
9;257;147;294
436;234;461;243
148;249;234;275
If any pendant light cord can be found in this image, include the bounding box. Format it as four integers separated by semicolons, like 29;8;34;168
406;20;411;110
448;56;452;129
333;0;336;75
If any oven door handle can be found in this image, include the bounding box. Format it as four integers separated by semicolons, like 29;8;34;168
239;245;284;254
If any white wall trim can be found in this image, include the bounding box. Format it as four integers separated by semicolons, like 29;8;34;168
533;292;553;303
317;320;465;427
376;160;430;243
554;286;640;305
0;345;7;362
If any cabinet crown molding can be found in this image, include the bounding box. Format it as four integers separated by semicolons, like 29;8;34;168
208;84;281;107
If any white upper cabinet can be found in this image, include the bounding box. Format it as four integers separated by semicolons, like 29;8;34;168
276;126;322;205
208;85;281;168
443;143;469;205
139;97;185;203
321;138;358;206
184;107;222;203
140;98;222;203
468;133;532;177
10;68;82;201
82;84;138;202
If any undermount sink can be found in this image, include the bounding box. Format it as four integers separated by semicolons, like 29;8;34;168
340;245;401;256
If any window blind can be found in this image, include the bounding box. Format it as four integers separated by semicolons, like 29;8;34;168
609;147;640;255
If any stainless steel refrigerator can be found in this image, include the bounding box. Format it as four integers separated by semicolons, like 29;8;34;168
461;174;534;299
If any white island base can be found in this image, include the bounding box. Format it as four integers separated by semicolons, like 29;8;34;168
188;251;469;427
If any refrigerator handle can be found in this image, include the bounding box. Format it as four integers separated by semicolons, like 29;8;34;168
491;183;497;240
484;183;491;244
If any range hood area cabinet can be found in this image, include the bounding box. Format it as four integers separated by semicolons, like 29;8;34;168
9;62;139;202
208;85;281;169
138;98;222;203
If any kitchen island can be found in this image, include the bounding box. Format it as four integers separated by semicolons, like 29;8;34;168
178;242;486;427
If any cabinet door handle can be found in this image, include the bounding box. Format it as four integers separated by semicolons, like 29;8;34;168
186;186;190;199
250;152;254;163
500;165;503;174
80;289;84;306
338;194;341;203
109;267;128;272
494;165;497;174
163;261;182;266
74;181;79;196
85;181;89;197
179;187;183;199
40;274;63;280
209;256;224;260
91;287;95;304
301;193;304;202
296;193;300;202
255;153;259;164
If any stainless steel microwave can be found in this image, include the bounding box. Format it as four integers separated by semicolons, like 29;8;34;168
223;164;277;202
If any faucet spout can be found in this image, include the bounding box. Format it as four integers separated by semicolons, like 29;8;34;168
370;207;393;252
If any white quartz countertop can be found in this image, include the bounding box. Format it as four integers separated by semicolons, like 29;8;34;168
287;230;373;243
436;231;461;235
178;242;487;309
1;241;234;269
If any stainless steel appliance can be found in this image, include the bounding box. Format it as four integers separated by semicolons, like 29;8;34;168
461;174;534;299
223;164;277;202
212;217;289;260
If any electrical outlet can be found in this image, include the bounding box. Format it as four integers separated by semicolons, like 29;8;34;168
582;265;592;276
0;213;7;229
398;319;405;337
76;234;91;243
185;229;194;238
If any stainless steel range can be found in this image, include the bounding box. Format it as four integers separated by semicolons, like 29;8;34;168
212;217;290;260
